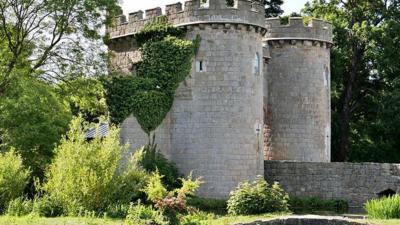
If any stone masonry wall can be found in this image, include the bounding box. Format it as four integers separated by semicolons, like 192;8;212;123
109;0;266;198
169;26;265;198
265;41;331;162
265;161;400;209
264;17;332;162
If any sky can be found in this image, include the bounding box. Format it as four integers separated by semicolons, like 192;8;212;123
121;0;309;16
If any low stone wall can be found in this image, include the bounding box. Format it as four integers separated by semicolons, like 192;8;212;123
236;216;367;225
265;161;400;210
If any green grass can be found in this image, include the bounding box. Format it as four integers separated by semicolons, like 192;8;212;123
0;216;124;225
203;213;288;225
1;215;400;225
365;195;400;219
361;219;400;225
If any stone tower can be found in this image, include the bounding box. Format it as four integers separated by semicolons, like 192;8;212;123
264;18;333;162
107;0;267;198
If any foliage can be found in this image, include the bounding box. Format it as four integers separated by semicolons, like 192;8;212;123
263;0;284;17
125;201;167;225
134;16;186;47
104;204;131;219
6;198;33;217
101;75;157;125
179;211;214;225
186;197;227;214
303;0;400;162
0;150;31;212
142;171;203;225
227;176;289;215
288;197;348;213
104;20;201;135
0;0;121;96
31;195;64;218
0;78;72;178
134;141;182;190
142;172;168;203
366;195;400;219
43;116;147;215
57;78;108;123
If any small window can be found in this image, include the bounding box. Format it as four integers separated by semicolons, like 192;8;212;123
200;0;209;8
253;53;260;75
196;60;205;72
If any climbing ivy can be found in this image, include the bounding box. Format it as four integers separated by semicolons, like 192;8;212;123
104;20;201;135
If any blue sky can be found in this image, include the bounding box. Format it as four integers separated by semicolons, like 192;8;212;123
121;0;309;16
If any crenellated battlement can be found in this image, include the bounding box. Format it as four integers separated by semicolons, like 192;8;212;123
108;0;266;39
265;17;333;44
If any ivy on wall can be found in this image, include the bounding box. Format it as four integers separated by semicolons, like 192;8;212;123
103;19;201;135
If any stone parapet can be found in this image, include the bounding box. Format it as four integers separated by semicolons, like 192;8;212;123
108;0;266;39
265;17;333;44
265;161;400;210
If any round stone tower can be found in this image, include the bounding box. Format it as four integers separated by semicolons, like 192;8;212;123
108;0;267;198
264;17;333;162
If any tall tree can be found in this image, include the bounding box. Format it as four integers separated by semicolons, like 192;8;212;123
225;0;283;17
303;0;400;161
264;0;284;17
0;0;120;96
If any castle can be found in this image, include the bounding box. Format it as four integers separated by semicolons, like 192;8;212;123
108;0;400;210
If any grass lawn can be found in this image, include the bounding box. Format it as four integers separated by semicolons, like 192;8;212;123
1;215;400;225
0;216;124;225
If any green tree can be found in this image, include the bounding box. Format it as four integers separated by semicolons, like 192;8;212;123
0;78;72;178
263;0;284;17
303;0;400;161
224;0;283;17
0;0;120;96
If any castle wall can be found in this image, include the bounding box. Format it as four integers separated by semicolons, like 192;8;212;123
264;18;332;162
170;25;265;198
265;161;400;210
109;0;267;198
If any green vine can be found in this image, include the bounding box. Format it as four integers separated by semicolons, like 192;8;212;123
104;19;201;135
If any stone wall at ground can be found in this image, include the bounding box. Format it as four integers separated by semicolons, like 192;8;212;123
265;161;400;209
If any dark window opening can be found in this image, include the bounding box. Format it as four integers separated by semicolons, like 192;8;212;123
378;189;396;198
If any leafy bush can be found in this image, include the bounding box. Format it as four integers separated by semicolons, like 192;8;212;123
125;201;167;225
289;197;348;213
227;176;289;215
6;198;33;216
0;150;30;212
186;197;227;214
134;141;181;190
365;194;400;219
142;171;203;225
180;211;214;225
44;117;148;215
104;204;131;219
31;195;64;217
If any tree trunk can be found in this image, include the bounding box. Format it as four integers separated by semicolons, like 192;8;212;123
336;44;364;161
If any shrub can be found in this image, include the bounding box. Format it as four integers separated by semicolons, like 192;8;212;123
134;140;181;190
104;204;131;219
180;211;214;225
289;197;348;213
0;150;31;212
6;198;33;216
44;117;148;215
31;195;64;217
125;201;167;225
142;171;203;225
227;176;289;215
365;194;400;219
186;197;227;214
